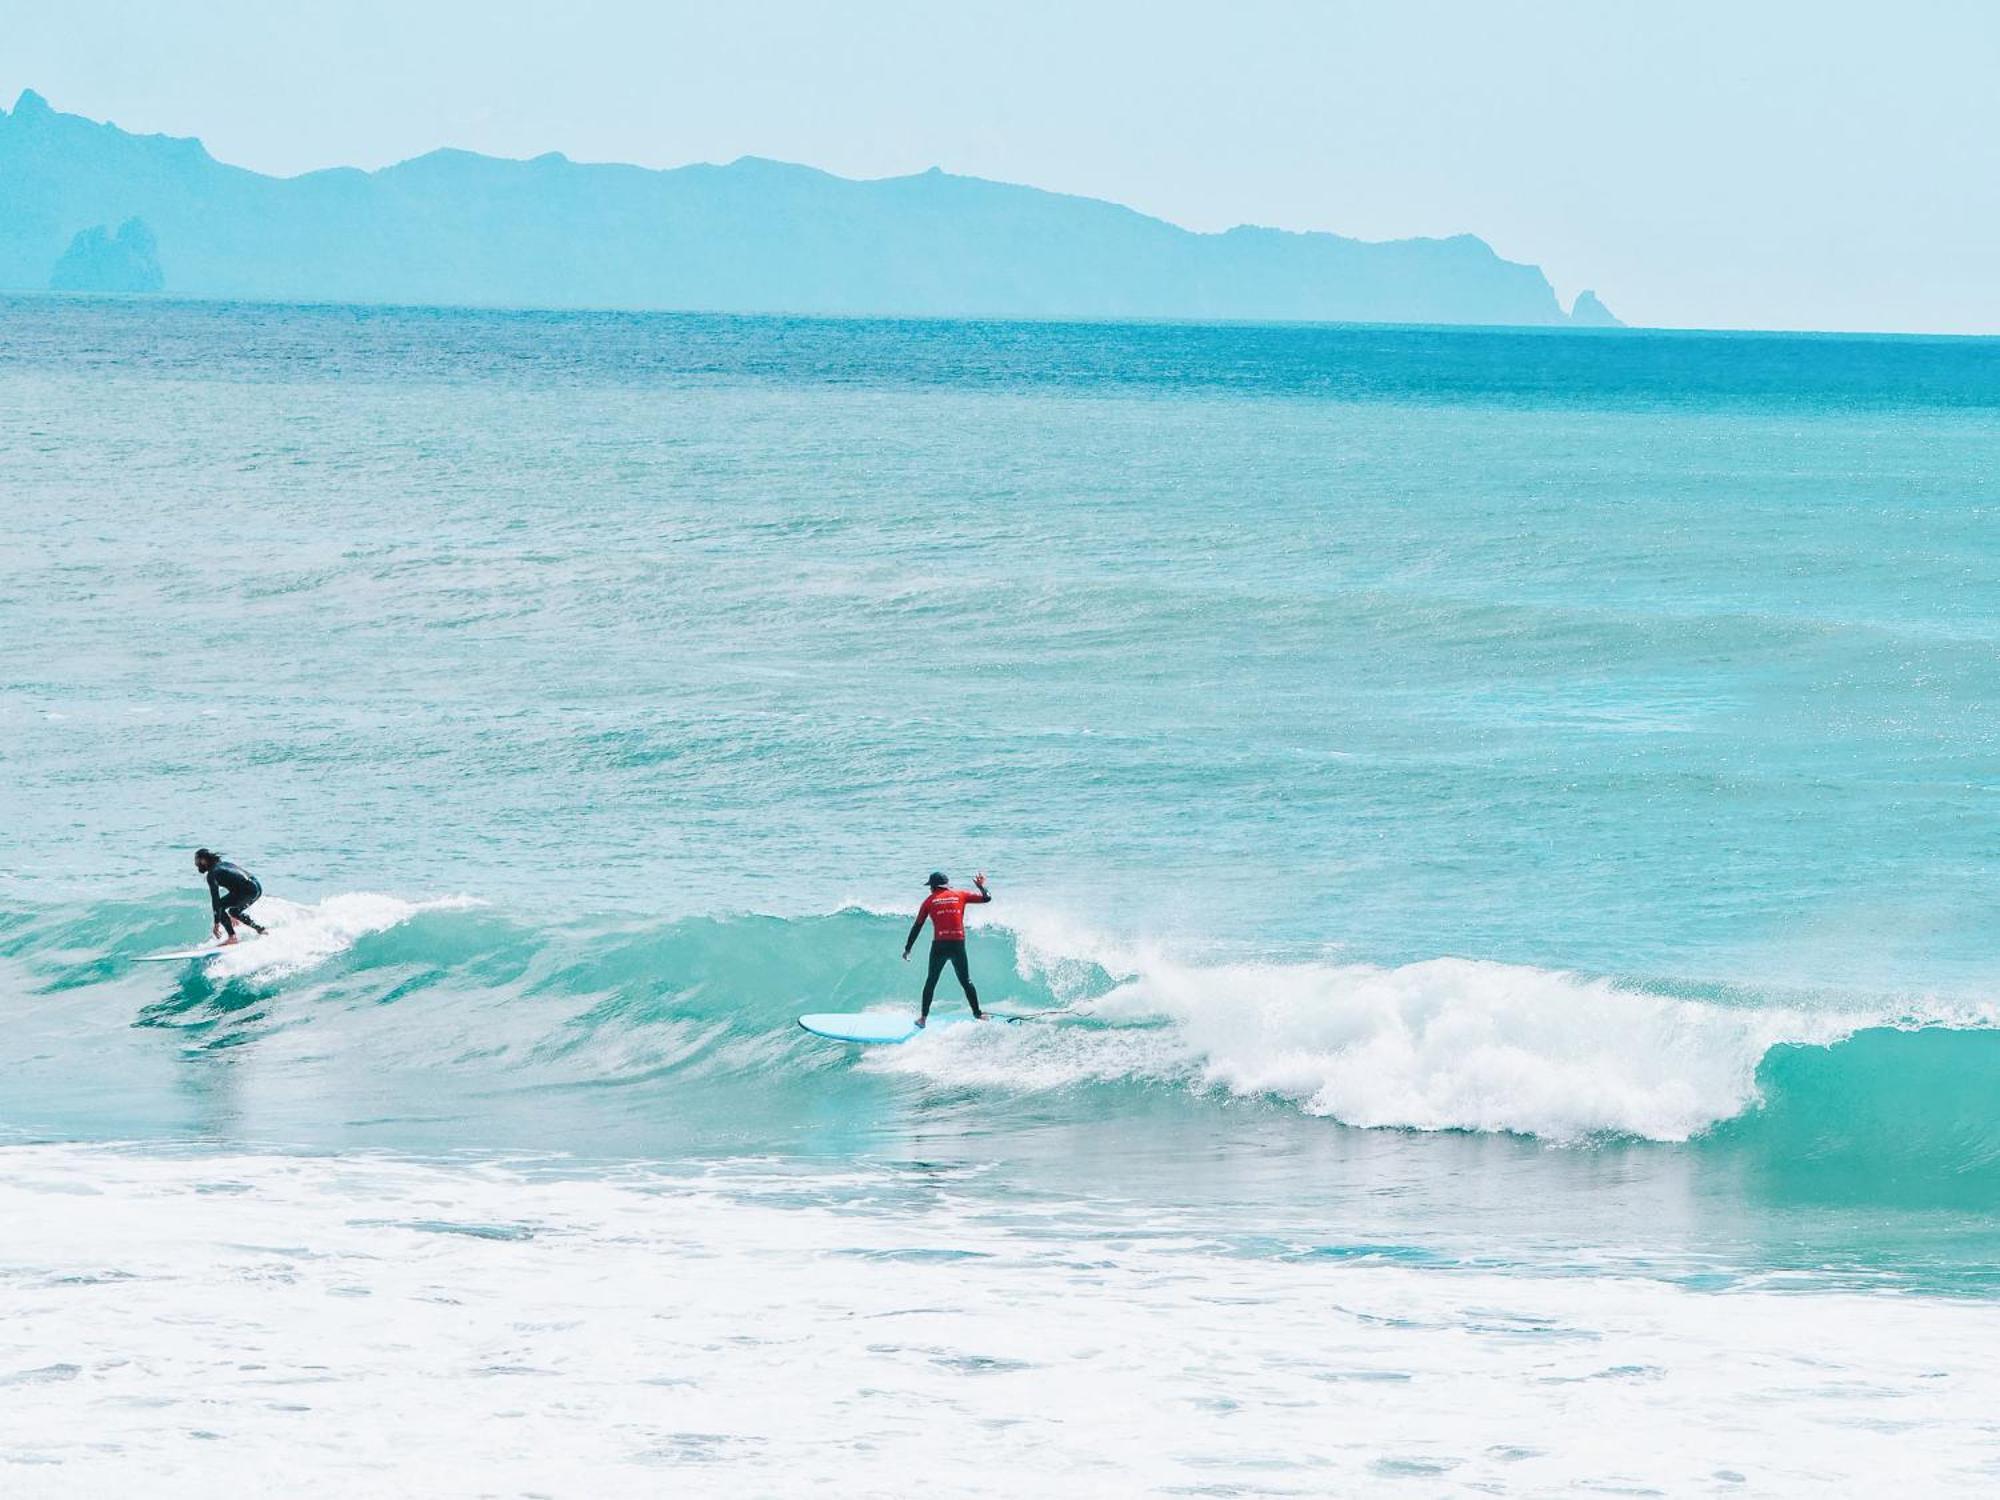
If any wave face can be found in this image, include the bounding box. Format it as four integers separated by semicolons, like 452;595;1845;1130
7;894;1998;1204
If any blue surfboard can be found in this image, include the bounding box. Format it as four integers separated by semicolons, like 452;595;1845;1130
798;1010;1029;1045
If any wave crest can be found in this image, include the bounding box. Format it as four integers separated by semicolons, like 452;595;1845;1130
200;892;483;980
1114;955;1857;1141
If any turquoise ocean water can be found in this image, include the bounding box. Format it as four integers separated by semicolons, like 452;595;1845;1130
3;298;1999;1492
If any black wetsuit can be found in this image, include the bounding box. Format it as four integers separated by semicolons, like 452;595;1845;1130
207;860;265;936
922;942;976;1015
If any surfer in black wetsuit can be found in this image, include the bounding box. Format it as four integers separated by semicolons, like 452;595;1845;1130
195;848;266;943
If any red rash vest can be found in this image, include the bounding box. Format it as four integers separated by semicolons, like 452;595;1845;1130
915;887;987;942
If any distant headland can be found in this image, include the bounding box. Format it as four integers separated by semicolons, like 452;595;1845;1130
0;89;1618;327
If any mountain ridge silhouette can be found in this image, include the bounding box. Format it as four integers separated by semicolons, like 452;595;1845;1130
1;88;1617;326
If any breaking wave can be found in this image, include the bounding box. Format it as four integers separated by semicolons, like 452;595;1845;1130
3;895;1997;1190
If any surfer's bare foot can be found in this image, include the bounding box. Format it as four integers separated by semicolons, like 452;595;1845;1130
218;936;239;946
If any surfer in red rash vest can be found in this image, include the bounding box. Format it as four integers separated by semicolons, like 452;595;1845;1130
903;871;991;1027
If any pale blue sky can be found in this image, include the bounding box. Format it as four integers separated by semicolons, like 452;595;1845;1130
6;0;1997;332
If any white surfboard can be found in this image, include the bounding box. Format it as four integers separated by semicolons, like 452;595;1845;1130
798;1010;1029;1045
132;944;240;963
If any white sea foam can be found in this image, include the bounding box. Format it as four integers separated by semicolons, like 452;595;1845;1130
866;914;1989;1142
0;1143;1993;1497
1106;953;1867;1141
201;891;480;981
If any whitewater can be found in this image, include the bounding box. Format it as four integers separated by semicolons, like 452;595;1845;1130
4;297;1999;1493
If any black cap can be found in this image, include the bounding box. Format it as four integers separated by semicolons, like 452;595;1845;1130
927;871;948;888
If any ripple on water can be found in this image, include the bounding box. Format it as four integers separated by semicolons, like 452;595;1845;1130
0;1363;81;1386
348;1217;537;1241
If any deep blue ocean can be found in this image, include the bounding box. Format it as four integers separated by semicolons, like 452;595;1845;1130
3;298;1998;1493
